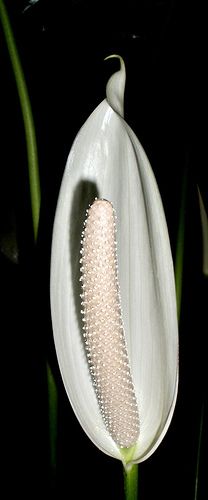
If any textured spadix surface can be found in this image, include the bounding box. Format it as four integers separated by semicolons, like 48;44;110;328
50;55;178;465
80;199;139;448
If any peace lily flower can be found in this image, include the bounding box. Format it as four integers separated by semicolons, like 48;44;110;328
50;55;179;468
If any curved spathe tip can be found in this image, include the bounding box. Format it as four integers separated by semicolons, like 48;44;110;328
104;54;126;117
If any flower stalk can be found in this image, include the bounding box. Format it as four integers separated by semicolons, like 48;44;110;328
0;0;41;241
123;463;139;500
0;0;58;482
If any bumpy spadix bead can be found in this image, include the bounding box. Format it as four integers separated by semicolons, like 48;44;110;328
80;199;140;448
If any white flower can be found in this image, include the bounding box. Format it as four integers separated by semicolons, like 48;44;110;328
50;54;179;467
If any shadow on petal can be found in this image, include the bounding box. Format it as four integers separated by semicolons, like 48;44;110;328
69;179;99;346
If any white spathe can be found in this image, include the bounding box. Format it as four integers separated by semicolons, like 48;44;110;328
50;54;179;466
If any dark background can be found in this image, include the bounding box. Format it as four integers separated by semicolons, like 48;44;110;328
0;1;207;498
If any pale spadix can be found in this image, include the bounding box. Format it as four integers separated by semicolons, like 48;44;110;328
50;54;179;466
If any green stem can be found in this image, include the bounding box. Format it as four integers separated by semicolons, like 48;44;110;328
47;362;58;474
175;167;188;321
123;464;138;500
197;187;208;277
0;2;57;486
0;0;41;241
194;402;204;500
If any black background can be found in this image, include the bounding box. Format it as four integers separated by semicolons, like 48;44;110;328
0;1;207;498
